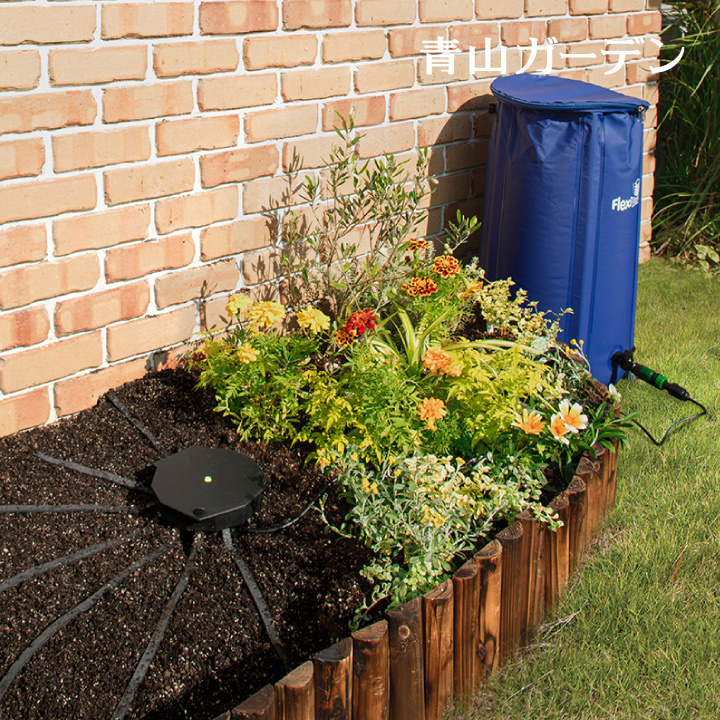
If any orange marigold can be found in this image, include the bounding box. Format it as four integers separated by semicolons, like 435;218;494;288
423;347;452;375
408;237;430;252
334;328;354;348
401;276;438;297
418;397;447;431
432;254;460;278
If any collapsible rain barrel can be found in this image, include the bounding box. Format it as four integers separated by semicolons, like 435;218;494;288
477;74;649;385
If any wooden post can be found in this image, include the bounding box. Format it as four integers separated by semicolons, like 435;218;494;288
352;620;389;720
452;558;480;697
605;439;619;510
386;598;425;720
577;455;602;540
313;638;352;720
516;510;546;638
474;539;502;681
497;521;524;663
275;662;314;720
234;684;276;720
423;579;454;720
565;474;588;573
544;493;570;610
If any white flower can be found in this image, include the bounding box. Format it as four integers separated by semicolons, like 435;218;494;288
608;383;622;402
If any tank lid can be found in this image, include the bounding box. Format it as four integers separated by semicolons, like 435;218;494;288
491;74;650;113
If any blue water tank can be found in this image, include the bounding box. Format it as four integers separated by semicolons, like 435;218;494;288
478;74;649;385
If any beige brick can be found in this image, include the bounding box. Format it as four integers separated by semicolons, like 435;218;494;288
282;135;340;171
242;247;282;285
355;60;415;93
501;21;548;46
643;127;657;154
0;49;41;91
55;360;147;418
104;159;195;206
643;35;662;58
242;176;307;214
357;122;415;158
0;175;96;226
641;172;655;199
0;91;95;135
200;217;276;260
244;35;317;70
0;388;51;438
569;0;609;14
155;259;239;308
643;149;656;175
154;40;239;77
200;1;279;34
107;306;196;361
281;66;351;101
450;23;500;50
157;115;240;156
104;81;193;123
589;15;626;39
468;43;523;79
0;5;96;45
198;73;277;111
54;205;151;256
427;171;470;207
323;30;386;62
322;96;386;131
610;0;644;9
55;282;150;336
105;234;195;282
356;0;416;26
389;88;445;121
245;104;318;143
155;187;238;234
446;139;488;172
476;0;523;19
627;12;661;35
0;138;44;182
525;0;567;16
419;54;470;85
562;41;606;68
284;0;352;30
201;145;279;187
558;68;589;81
389;27;447;59
102;2;193;39
644;82;659;104
419;0;473;22
627;60;654;85
548;18;588;42
49;46;147;86
0;307;50;352
53;127;151;173
586;65;628;88
447;81;494;112
417;114;472;147
0;225;46;269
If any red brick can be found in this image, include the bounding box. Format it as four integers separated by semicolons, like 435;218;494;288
355;60;415;93
569;0;608;14
0;138;44;181
281;66;351;101
0;90;96;135
102;3;193;39
200;217;276;261
157;115;240;156
155;259;240;309
322;96;386;130
447;81;494;112
548;18;588;42
390;88;446;120
357;122;415;158
389;26;447;57
105;234;195;282
450;23;501;49
323;30;386;62
103;81;193;123
200;1;278;34
284;1;352;30
55;360;147;418
155;187;238;234
419;0;473;22
356;0;416;26
627;12;661;35
0;307;50;351
427;171;471;208
106;306;197;362
198;74;277;111
501;21;547;46
0;331;102;394
53;127;151;173
55;282;151;336
0;49;41;91
54;206;150;256
104;159;195;206
446;139;488;171
245;105;318;143
0;388;50;438
201;145;279;187
0;5;96;45
154;40;239;77
244;35;318;70
49;46;147;86
0;225;46;269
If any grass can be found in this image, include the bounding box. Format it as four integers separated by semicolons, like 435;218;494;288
452;259;720;720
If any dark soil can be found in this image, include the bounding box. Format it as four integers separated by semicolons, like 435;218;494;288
0;369;375;720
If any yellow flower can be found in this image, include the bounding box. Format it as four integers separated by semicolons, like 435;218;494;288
246;300;286;329
423;347;452;375
549;413;571;445
512;409;545;436
236;344;258;364
361;478;378;495
334;328;354;347
296;306;330;333
447;362;463;377
226;293;253;317
432;254;460;278
418;397;447;431
459;279;484;301
558;400;587;433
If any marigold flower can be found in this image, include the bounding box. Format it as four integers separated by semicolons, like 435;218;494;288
408;237;430;253
459;279;484;301
334;328;354;348
401;276;438;297
558;400;588;433
236;344;259;364
432;254;460;278
423;347;452;375
447;362;463;377
549;413;571;445
246;300;286;329
346;309;377;336
296;306;330;334
226;293;253;317
512;409;545;436
418;397;447;431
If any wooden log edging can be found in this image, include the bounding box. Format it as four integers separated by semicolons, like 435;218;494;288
223;447;619;720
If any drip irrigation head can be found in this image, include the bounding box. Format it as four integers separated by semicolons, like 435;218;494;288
151;447;266;532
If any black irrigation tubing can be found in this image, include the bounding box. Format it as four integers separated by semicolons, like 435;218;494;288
222;528;289;671
0;504;148;515
110;541;198;720
0;530;142;594
36;451;153;495
0;545;168;703
106;391;166;456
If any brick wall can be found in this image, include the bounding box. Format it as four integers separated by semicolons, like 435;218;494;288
0;0;661;437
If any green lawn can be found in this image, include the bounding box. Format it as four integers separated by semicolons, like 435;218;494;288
453;259;720;720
